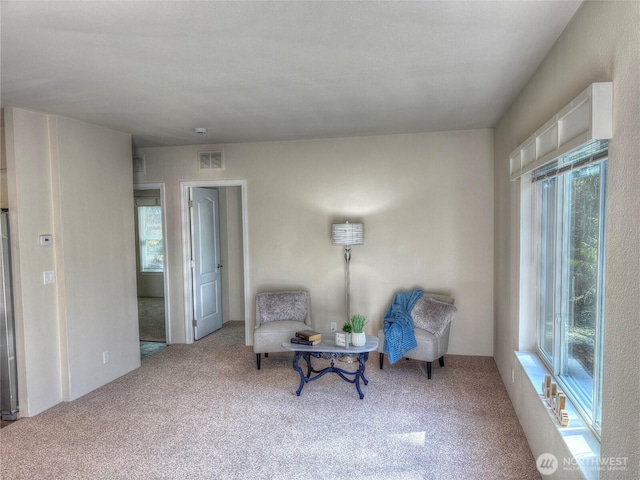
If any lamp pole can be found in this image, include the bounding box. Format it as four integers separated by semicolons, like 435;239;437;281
344;244;352;324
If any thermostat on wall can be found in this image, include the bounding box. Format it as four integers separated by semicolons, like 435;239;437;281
39;235;53;247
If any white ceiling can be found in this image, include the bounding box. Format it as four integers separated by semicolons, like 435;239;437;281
1;1;582;148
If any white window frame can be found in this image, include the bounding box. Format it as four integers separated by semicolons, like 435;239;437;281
527;149;607;438
137;204;164;274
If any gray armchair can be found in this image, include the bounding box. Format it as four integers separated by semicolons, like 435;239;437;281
378;292;456;379
253;291;311;369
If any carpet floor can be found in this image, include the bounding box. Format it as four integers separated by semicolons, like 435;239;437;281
0;321;540;479
138;296;166;342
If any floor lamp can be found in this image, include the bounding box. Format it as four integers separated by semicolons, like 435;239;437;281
331;221;364;324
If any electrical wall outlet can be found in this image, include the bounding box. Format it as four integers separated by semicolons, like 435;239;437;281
330;322;337;332
103;351;110;364
39;235;53;247
43;270;55;285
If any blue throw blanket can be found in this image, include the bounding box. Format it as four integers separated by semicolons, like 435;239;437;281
383;289;423;364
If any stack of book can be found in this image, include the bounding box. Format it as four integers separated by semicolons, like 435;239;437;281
290;329;322;346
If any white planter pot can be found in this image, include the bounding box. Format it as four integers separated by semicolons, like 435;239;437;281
351;332;366;347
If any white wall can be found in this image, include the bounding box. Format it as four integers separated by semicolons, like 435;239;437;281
4;108;62;415
225;186;244;320
3;108;140;414
1;110;7;208
494;2;640;478
217;186;244;322
0;109;4;170
50;115;139;401
135;129;495;356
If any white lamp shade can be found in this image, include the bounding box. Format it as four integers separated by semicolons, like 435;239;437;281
331;222;364;246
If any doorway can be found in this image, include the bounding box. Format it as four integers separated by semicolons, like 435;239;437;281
134;184;169;358
181;181;249;345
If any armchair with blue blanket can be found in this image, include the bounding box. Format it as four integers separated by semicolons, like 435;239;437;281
378;290;456;379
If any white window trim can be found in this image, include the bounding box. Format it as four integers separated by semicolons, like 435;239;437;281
137;204;164;273
512;82;614;478
516;351;601;480
510;82;612;180
517;160;607;479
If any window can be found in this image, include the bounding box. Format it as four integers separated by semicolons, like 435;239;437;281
138;205;164;273
532;142;607;437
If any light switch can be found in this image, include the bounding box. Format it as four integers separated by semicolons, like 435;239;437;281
43;270;55;285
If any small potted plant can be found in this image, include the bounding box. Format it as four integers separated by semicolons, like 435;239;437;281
341;321;352;344
349;314;368;346
332;321;352;349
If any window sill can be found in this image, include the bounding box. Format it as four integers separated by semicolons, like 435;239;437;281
516;351;601;480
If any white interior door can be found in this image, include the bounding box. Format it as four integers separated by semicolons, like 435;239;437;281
190;187;223;339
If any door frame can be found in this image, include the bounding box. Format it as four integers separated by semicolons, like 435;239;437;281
180;180;250;344
133;183;171;344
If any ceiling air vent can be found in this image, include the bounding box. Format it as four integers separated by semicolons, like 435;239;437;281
133;155;146;173
199;151;224;170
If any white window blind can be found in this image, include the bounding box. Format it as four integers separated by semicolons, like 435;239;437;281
532;139;609;182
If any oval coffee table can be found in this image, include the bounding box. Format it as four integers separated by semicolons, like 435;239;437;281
282;334;379;399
